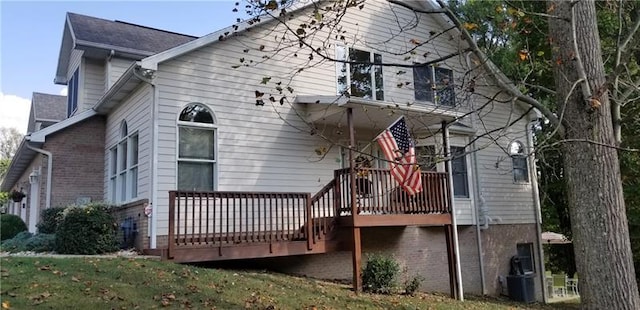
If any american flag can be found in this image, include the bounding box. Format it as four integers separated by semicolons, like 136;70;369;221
376;116;423;195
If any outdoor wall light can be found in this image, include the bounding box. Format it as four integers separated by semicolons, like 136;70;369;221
29;170;40;184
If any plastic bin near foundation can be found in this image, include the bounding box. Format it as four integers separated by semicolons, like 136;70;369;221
507;273;535;303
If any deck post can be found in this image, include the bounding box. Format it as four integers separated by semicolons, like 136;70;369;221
352;227;362;292
444;224;457;298
347;107;362;292
442;121;463;300
306;193;313;250
168;191;176;259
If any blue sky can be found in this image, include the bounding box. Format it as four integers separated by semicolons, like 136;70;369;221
1;0;239;133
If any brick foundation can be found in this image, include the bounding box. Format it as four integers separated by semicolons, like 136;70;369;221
109;199;150;251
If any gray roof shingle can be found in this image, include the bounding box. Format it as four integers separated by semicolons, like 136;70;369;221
67;12;197;54
32;92;66;121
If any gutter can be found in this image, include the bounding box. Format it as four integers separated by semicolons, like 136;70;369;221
132;64;158;249
443;121;464;300
470;138;487;294
26;145;52;210
527;120;547;302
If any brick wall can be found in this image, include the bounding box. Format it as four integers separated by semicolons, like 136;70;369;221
480;223;543;301
241;223;541;300
253;225;483;295
43;116;105;208
109;199;150;251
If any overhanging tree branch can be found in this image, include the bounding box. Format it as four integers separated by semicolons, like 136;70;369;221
421;0;564;136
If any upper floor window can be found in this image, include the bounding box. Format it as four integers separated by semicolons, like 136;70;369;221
509;141;529;183
413;66;455;107
109;121;138;203
67;68;79;117
178;103;217;191
451;146;469;198
336;47;384;100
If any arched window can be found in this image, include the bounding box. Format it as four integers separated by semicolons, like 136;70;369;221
177;103;217;191
109;120;139;202
509;141;529;183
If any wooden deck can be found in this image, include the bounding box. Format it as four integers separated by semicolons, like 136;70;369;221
163;168;452;263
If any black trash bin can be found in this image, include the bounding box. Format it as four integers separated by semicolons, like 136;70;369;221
507;256;535;303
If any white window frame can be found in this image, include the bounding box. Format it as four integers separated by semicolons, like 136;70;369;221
176;103;218;192
67;68;80;117
509;140;529;183
517;242;536;274
450;146;470;198
108;121;139;203
336;46;384;101
413;65;455;106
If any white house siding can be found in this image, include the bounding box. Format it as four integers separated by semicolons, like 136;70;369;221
147;1;534;234
468;88;536;224
107;57;136;89
67;49;83;80
82;58;105;111
103;84;153;204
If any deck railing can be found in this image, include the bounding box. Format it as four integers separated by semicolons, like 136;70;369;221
335;168;451;215
168;191;316;258
167;169;451;258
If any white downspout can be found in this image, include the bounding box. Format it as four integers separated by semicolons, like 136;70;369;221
150;83;159;249
134;65;158;249
527;121;547;302
444;123;464;300
26;145;52;210
470;139;487;295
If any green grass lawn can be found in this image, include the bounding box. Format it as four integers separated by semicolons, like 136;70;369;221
0;257;578;309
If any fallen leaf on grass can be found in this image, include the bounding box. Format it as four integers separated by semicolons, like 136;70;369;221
2;301;10;309
30;292;52;305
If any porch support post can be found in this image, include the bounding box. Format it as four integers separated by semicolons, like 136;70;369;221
442;121;464;300
348;107;362;292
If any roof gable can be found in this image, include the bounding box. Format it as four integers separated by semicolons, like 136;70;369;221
68;13;197;54
55;12;198;84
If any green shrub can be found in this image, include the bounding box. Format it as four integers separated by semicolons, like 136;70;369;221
55;203;118;255
0;231;33;252
37;207;65;234
1;214;28;241
25;233;56;252
362;253;400;294
1;232;57;253
403;275;423;296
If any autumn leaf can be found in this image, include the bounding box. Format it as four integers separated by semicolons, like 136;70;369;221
409;38;420;45
463;22;478;31
264;0;278;10
2;301;9;309
518;49;529;61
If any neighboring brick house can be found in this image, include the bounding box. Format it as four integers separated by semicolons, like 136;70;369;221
1;93;105;232
2;1;548;302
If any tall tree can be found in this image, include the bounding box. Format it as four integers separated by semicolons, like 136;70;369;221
0;127;22;160
547;1;639;307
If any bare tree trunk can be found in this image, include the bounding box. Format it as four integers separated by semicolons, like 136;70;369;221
548;1;640;308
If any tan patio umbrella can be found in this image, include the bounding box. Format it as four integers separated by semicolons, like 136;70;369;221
542;231;572;244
